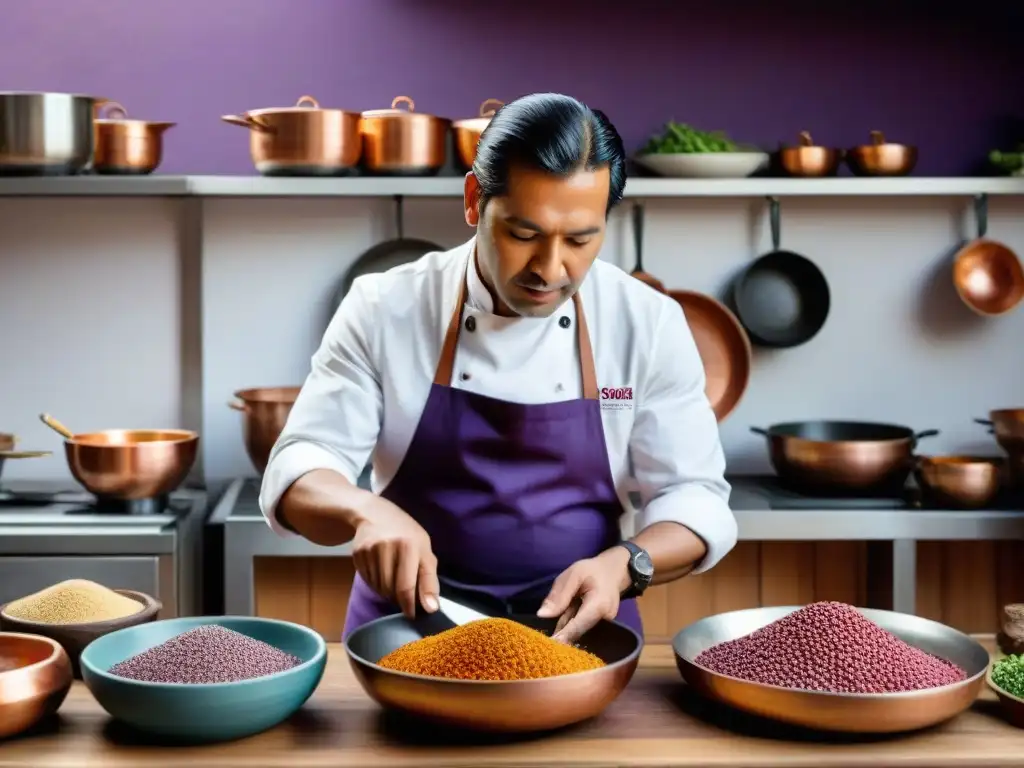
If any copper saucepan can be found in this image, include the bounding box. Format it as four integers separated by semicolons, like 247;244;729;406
452;98;503;170
845;130;917;176
914;455;1003;509
777;131;842;178
952;194;1024;317
751;420;940;493
93;102;175;175
222;95;362;176
360;96;451;176
229;387;301;474
38;414;198;500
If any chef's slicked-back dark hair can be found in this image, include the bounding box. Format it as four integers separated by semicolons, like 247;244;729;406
472;93;627;215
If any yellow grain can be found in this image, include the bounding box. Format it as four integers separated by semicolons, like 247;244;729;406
4;579;143;625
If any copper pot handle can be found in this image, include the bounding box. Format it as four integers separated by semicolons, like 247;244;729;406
798;131;813;147
869;130;886;146
228;400;248;412
295;95;320;108
221;114;274;134
750;427;769;436
479;98;504;117
97;101;129;120
391;95;415;112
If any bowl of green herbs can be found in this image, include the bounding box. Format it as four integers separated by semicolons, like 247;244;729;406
987;654;1024;727
635;121;768;178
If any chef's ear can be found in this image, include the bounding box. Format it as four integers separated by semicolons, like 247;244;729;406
464;172;481;227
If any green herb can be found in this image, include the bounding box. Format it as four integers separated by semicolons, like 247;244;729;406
989;148;1024;173
991;654;1024;698
640;121;740;155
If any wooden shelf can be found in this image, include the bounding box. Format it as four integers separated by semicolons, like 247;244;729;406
0;175;1023;198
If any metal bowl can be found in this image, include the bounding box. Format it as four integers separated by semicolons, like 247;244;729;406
673;606;988;733
846;131;917;176
64;429;199;500
345;613;642;732
0;632;73;738
915;455;1003;509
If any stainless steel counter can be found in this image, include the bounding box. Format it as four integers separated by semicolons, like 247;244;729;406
212;477;1024;618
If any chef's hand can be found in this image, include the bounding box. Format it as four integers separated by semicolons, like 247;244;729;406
536;548;631;645
351;497;440;618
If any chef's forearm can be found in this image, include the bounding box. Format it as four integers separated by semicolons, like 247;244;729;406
277;469;374;547
598;521;708;590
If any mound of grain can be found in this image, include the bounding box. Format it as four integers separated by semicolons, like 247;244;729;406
3;579;143;625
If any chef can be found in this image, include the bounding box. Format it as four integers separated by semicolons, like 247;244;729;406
260;92;737;645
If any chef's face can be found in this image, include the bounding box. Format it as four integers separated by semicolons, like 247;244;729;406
464;165;610;318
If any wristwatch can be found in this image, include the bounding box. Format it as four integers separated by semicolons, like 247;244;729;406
617;541;654;600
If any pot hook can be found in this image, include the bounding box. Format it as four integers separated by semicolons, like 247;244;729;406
974;193;989;239
766;196;782;251
632;202;645;271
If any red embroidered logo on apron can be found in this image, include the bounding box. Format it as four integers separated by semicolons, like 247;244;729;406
600;386;634;412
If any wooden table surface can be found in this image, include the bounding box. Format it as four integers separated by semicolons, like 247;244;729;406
1;642;1021;768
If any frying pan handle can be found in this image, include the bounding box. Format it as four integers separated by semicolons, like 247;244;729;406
768;197;781;252
750;426;769;436
631;203;644;272
912;429;940;442
974;194;989;239
228;400;247;412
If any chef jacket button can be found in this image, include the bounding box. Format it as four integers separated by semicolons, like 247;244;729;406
465;316;477;332
559;316;571;329
460;372;471;381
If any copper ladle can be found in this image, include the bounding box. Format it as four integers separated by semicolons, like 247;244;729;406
629;203;664;292
39;413;74;440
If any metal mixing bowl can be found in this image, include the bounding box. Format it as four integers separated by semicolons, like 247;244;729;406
673;605;988;733
346;613;642;732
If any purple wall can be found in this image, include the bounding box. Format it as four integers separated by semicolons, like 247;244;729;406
4;0;1022;175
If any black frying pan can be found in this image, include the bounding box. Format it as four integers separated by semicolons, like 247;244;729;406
326;195;444;325
731;197;830;348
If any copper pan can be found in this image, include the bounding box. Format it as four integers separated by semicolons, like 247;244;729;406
629;203;665;292
38;414;197;500
777;131;842;177
952;194;1024;316
667;290;751;422
846;130;917;176
914;455;1003;509
0;632;72;738
751;420;939;493
93;101;175;175
975;409;1024;454
0;433;51;486
229;387;301;474
360;96;450;175
452;98;503;170
221;95;362;176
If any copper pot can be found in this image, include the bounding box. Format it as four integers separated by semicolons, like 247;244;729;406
846;130;917;176
229;387;300;474
452;99;503;170
914;456;1003;509
360;96;450;175
0;633;72;739
221;95;362;176
93;102;175;175
751;421;939;492
976;409;1024;454
777;131;841;177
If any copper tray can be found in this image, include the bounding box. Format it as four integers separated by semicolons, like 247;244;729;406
668;290;752;422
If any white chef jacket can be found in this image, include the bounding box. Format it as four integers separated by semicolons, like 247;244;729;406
260;238;737;574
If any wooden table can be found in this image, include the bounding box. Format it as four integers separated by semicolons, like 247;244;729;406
1;643;1021;767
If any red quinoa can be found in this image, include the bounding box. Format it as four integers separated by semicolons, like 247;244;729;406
695;602;966;693
108;625;301;684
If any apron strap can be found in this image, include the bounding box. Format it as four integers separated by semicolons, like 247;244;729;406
433;257;600;400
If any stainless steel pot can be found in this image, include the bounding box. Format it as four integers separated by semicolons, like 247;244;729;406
0;92;101;175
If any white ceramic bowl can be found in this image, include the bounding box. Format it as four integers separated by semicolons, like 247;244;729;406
634;152;769;179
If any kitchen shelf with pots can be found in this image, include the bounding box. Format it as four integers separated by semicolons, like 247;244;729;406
2;175;1024;198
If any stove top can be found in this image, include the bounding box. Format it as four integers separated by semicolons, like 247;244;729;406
0;483;205;527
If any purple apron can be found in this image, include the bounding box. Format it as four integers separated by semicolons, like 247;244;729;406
343;262;642;639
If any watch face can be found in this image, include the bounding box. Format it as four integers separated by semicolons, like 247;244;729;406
634;550;654;579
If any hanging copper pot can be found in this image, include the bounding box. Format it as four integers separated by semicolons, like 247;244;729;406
452;98;503;170
360;96;450;175
93;102;175;175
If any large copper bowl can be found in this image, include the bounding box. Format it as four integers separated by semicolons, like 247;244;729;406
64;429;198;499
229;387;300;474
674;606;988;734
0;632;73;738
346;614;641;732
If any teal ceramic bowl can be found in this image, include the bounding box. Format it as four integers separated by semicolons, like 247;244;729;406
79;616;326;744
